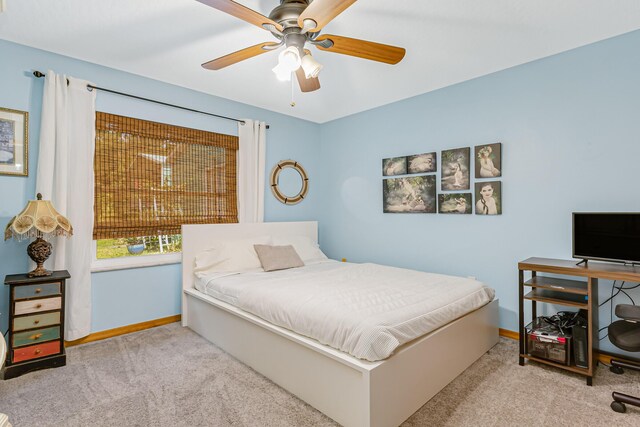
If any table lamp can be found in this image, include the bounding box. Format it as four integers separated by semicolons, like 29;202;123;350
4;193;73;277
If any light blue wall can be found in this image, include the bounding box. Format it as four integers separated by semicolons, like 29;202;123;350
3;30;640;357
0;39;321;334
318;30;640;355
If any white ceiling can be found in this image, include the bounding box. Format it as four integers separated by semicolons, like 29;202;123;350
1;0;640;123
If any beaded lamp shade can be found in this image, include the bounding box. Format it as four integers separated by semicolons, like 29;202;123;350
4;193;73;277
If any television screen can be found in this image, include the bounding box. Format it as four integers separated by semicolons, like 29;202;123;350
573;213;640;263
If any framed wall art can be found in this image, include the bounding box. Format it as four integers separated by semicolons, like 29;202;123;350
0;107;29;177
475;142;502;178
383;175;436;213
407;152;436;174
382;156;407;176
441;147;470;191
438;193;472;214
475;181;502;215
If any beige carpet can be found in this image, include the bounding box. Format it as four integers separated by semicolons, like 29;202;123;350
1;323;639;426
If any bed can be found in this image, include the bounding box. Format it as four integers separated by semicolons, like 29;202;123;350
182;221;499;427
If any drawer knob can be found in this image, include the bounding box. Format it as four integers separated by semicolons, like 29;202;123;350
35;288;42;294
30;333;43;340
34;319;40;325
36;303;42;309
35;349;42;355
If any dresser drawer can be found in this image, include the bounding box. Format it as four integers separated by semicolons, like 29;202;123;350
13;312;61;332
14;296;61;315
12;326;60;348
13;282;61;300
12;340;61;363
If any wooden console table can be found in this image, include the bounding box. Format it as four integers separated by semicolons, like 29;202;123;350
518;257;640;385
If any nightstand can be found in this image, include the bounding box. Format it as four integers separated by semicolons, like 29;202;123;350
1;270;69;380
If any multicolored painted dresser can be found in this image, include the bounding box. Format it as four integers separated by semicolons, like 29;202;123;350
1;270;69;380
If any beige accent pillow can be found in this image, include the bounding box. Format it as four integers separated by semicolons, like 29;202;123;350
253;244;304;272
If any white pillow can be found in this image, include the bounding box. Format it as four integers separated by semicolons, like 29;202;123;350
194;236;271;277
271;235;328;265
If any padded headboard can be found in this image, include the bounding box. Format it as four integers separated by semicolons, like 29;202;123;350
181;221;318;320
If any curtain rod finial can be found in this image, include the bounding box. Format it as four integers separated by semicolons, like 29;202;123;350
33;70;45;78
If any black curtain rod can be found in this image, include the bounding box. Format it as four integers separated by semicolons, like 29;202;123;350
32;70;269;129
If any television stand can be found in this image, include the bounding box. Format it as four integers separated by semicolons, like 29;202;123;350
575;259;588;266
518;257;640;386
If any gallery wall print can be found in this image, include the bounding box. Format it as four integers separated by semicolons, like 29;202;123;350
0;107;29;177
441;147;470;191
382;157;407;176
438;193;472;214
475;143;502;178
407;152;437;174
475;181;502;215
383;175;436;213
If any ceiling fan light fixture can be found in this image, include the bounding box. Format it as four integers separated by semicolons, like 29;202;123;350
198;0;406;94
301;53;323;79
272;63;291;82
278;46;302;72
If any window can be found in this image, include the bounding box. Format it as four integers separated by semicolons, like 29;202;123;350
93;112;238;263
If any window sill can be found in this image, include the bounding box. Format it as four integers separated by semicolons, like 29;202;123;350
91;252;182;273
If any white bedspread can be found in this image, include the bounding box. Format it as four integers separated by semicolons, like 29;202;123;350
195;261;495;361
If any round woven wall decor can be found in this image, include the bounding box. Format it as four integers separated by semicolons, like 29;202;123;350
270;159;309;205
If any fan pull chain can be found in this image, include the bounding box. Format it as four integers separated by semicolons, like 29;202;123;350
290;73;296;107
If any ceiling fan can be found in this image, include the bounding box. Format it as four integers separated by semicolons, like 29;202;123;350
197;0;406;93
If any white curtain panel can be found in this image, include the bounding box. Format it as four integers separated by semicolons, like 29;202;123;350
36;70;96;341
237;119;266;223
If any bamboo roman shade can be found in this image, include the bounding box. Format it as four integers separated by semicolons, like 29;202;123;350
93;112;238;240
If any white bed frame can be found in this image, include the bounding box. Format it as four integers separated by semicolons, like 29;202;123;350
182;221;499;427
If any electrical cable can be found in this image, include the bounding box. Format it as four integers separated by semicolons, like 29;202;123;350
600;282;640;307
599;280;619;307
598;280;618;341
540;311;582;336
596;260;640;340
620;289;635;305
610;280;617;327
598;279;640;341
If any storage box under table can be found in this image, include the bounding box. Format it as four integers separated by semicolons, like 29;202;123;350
525;318;572;365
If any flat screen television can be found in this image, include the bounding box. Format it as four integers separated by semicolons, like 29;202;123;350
573;213;640;264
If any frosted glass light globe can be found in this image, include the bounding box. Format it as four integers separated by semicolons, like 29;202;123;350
278;46;301;72
272;63;291;81
301;53;323;79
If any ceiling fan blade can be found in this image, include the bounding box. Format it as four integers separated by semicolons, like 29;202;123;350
202;42;280;70
315;34;405;64
196;0;283;32
298;0;357;33
295;67;320;93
